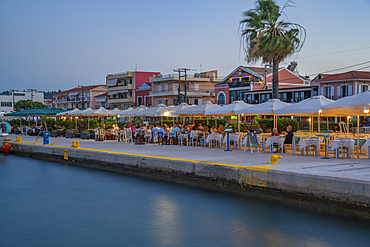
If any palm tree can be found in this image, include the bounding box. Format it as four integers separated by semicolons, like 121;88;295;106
240;0;306;99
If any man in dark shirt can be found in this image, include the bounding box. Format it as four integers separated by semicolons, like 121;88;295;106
284;126;294;144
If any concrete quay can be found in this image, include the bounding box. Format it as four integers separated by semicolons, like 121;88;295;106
7;134;370;219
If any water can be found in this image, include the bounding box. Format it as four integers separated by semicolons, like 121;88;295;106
0;155;369;247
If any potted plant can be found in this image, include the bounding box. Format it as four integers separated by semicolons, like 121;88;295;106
50;130;58;138
65;129;73;138
81;131;90;140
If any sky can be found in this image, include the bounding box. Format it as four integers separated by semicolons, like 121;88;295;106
0;0;370;92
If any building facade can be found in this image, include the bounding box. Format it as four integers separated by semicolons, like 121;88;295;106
149;70;221;106
54;85;107;110
312;71;370;100
0;91;44;113
106;71;160;110
215;65;311;105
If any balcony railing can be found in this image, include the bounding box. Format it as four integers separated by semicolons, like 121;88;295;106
228;81;251;88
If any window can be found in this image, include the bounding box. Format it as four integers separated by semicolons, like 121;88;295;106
194;99;199;105
218;92;226;105
360;85;368;93
129;92;132;97
164;84;168;92
129;79;132;84
158;84;162;93
158;99;162;105
194;84;199;91
144;96;150;106
173;83;179;92
137;96;142;106
324;87;331;98
341;85;349;97
173;98;178;105
165;98;168;106
1;102;12;107
261;94;266;102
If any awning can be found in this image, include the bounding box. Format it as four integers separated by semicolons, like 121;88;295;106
106;79;117;86
95;97;106;103
68;91;81;96
108;90;128;95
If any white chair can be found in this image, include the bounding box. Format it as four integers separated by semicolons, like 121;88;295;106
190;133;198;146
249;132;259;154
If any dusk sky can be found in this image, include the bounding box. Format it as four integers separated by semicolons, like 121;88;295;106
1;0;369;92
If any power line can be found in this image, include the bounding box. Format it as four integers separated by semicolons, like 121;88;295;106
298;46;370;59
308;60;370;76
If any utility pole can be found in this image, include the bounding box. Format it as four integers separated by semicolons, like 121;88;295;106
81;85;84;108
28;89;36;108
173;68;191;104
11;89;15;111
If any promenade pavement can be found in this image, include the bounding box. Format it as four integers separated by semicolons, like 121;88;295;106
9;134;370;184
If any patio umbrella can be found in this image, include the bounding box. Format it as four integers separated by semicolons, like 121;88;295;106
322;91;370;136
235;99;292;129
56;108;80;116
275;95;335;132
177;101;220;117
204;101;252;132
135;104;168;117
87;107;118;117
118;107;135;118
126;105;148;118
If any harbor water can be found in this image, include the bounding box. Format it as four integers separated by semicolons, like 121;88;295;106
0;155;369;247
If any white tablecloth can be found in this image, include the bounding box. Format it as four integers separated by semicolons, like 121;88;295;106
206;133;223;146
298;138;320;155
330;139;355;158
265;137;285;147
222;134;241;145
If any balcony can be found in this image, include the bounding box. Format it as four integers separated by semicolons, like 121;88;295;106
108;84;134;91
108;97;134;104
229;81;251;88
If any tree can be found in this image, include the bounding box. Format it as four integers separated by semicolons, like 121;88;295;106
14;100;48;111
240;0;305;99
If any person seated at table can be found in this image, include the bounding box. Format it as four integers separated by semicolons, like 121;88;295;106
284;126;294;144
218;125;224;133
152;124;159;140
271;128;280;136
170;124;180;144
190;126;198;139
205;125;211;135
181;124;189;134
157;124;165;143
210;125;216;133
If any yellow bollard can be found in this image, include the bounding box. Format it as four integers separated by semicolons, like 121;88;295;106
34;140;38;144
72;141;75;147
268;155;282;164
16;137;22;142
75;142;80;148
50;142;56;146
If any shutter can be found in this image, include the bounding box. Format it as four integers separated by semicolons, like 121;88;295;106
198;99;202;105
348;85;352;95
336;86;340;99
173;83;178;92
321;87;324;96
330;86;334;99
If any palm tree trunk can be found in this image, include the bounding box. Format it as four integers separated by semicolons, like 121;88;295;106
272;59;279;99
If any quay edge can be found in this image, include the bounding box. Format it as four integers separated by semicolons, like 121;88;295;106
10;142;370;220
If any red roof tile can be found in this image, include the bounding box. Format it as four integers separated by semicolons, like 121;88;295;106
55;85;105;96
315;71;370;83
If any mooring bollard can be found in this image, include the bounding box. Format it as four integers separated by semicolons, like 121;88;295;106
72;141;76;147
50;142;56;146
268;155;282;164
75;142;80;148
16;137;22;142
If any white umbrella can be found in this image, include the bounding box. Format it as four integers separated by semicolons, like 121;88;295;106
205;101;252;116
56;108;80;116
322;91;370;116
118;107;135;118
68;108;92;116
126;105;148;117
177;101;220;117
235;99;292;129
204;101;252;132
135;104;168;117
275;96;334;133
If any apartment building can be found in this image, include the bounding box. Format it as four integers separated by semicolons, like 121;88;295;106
54;85;107;110
149;70;221;106
106;71;160;110
0;91;44;113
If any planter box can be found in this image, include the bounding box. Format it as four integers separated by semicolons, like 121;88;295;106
50;132;58;138
80;133;90;140
65;132;74;138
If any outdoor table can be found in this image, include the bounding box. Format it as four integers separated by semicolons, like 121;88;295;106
206;133;222;148
329;139;355;158
298;138;320;156
222;133;241;150
363;139;370;159
178;133;189;146
265;137;284;153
